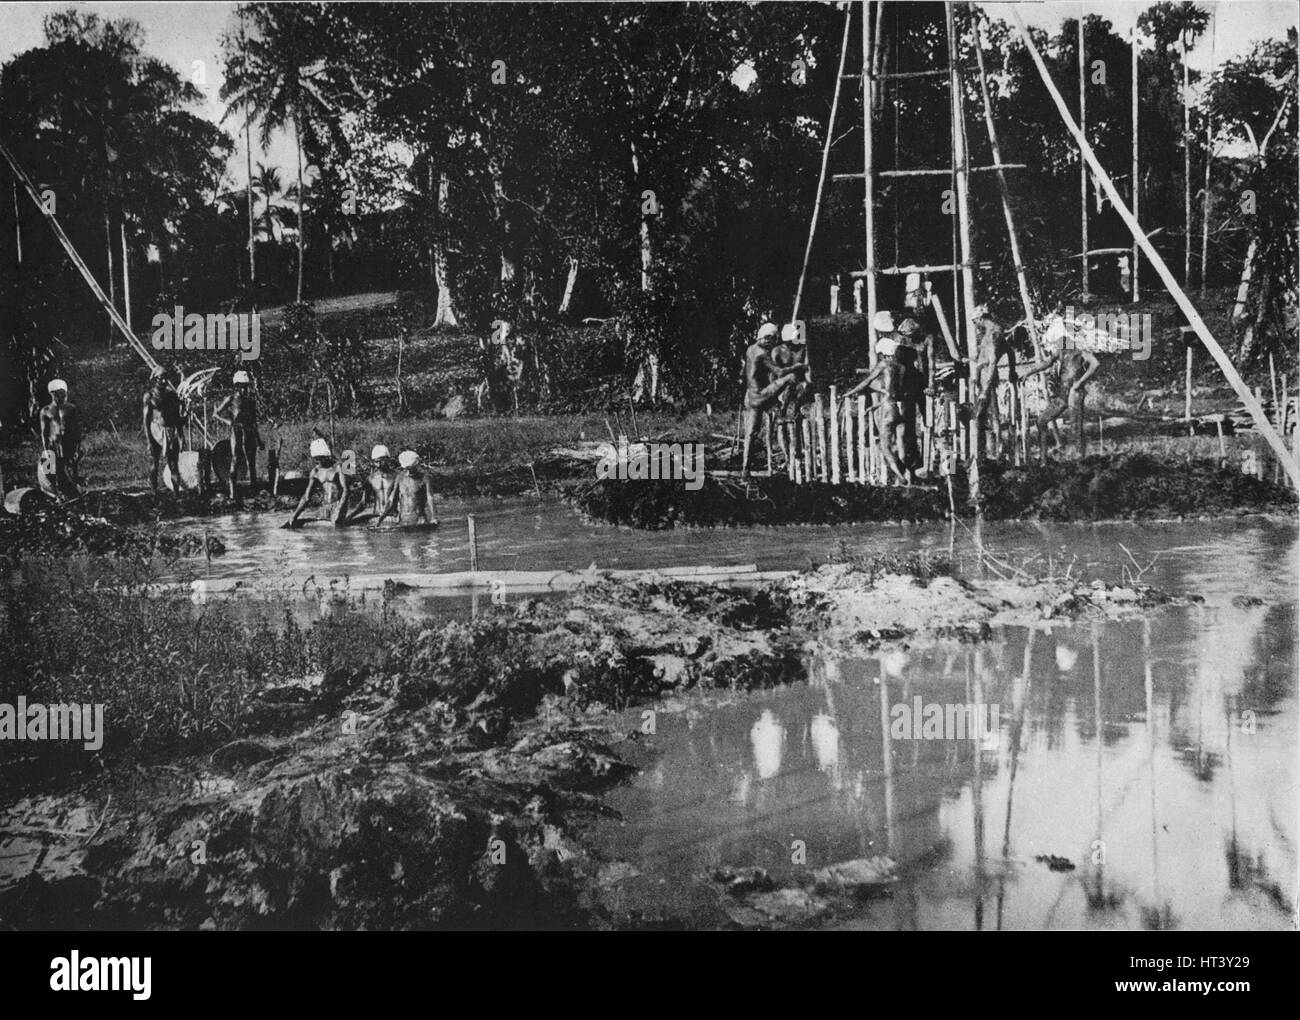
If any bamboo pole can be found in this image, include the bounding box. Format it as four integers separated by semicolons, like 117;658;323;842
930;292;962;361
1182;32;1191;287
947;5;979;358
946;2;981;502
1185;344;1193;431
972;8;1041;359
792;5;853;330
1132;24;1140;303
0;139;158;372
829;386;841;484
467;515;479;572
862;0;878;367
1079;10;1089;302
1011;8;1300;486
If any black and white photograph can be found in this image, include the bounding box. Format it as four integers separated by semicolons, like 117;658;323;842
0;0;1296;952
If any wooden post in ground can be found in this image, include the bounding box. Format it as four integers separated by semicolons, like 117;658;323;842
844;396;856;483
815;394;829;481
1185;344;1193;434
795;415;806;480
852;395;863;480
467;515;479;572
829;386;841;484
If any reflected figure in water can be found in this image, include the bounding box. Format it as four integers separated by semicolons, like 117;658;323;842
750;709;784;781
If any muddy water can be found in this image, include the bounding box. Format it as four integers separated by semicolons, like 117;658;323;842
169;497;1296;603
168;502;1296;928
593;579;1298;930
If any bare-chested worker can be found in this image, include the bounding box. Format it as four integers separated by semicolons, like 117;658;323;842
40;379;82;496
373;450;439;527
1019;325;1100;463
142;366;184;493
366;444;399;516
214;370;262;496
741;322;805;476
772;322;810;463
285;438;351;527
896;318;934;475
968;306;1015;460
846;313;912;485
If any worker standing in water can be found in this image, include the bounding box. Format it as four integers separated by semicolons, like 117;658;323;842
142;366;184;493
285;437;351;527
214;370;262;497
40;379;82;496
366;444;399;517
373;450;438;527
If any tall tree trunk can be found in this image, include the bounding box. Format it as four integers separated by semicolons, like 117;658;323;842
295;111;305;304
105;212;116;348
241;11;255;290
120;218;132;336
433;166;458;326
12;179;22;263
1240;270;1271;365
245;128;256;288
628;139;658;402
559;256;578;315
490;161;518;306
1232;238;1257;327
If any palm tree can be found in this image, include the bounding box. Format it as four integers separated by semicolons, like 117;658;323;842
251;162;285;243
221;4;345;303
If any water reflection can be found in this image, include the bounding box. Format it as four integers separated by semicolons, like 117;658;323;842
597;601;1297;930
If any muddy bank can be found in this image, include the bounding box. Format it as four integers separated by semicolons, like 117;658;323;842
0;560;1195;929
0;501;226;562
565;452;1297;529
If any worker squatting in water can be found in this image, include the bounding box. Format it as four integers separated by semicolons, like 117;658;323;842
284;439;438;528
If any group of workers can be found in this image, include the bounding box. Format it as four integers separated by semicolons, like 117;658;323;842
739;275;1100;483
285;440;437;528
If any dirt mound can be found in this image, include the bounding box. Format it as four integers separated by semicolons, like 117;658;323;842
567;453;1296;528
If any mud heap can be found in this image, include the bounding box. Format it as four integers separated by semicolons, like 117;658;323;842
568;452;1297;528
0;561;1194;929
